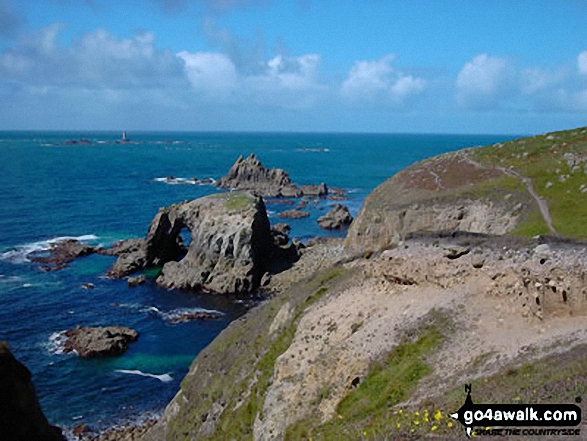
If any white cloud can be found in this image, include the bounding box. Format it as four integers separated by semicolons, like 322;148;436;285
578;51;587;74
178;51;238;93
456;54;514;108
342;54;426;105
0;25;186;89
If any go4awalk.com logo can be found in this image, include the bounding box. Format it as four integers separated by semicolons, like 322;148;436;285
450;384;582;437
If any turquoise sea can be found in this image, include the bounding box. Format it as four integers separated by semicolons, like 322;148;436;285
0;131;517;432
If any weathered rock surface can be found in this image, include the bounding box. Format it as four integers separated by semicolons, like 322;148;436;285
0;342;65;441
167;311;222;324
216;154;329;198
62;326;138;358
108;192;298;295
29;239;95;271
317;204;353;230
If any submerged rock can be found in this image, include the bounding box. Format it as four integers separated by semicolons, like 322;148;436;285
317;204;353;230
0;342;65;441
62;326;138;358
28;239;94;271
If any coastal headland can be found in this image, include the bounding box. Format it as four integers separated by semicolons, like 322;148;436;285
5;127;587;440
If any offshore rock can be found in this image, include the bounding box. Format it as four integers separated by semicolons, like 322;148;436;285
29;239;94;271
109;192;283;295
62;326;138;358
317;204;353;230
217;154;329;198
0;342;65;441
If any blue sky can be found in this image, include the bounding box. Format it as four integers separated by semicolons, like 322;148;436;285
1;0;587;134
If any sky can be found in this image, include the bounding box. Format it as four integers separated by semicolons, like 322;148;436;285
1;0;587;134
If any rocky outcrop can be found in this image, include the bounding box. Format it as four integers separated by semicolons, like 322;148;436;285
29;239;95;271
0;342;65;441
108;192;299;295
317;204;353;230
62;326;138;358
217;154;328;198
278;209;310;219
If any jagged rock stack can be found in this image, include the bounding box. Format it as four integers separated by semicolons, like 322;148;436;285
318;204;354;229
216;154;328;198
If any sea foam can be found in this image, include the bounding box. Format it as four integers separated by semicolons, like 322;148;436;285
0;234;99;263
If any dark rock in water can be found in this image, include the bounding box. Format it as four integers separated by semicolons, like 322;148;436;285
317;204;353;230
167;311;222;324
0;341;65;441
62;326;138;358
296;199;309;210
81;283;94;290
127;275;147;287
216;154;330;198
28;239;94;271
278;210;310;219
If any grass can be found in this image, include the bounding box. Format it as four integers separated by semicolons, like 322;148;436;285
284;313;447;440
470;128;587;238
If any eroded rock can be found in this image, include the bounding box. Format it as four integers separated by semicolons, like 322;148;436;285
317;204;353;230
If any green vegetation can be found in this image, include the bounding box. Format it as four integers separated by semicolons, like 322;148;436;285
471;127;587;238
285;314;447;440
164;262;351;440
208;191;255;211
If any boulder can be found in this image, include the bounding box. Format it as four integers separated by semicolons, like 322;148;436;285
0;342;65;441
317;204;353;230
167;311;222;324
299;183;328;197
62;326;138;358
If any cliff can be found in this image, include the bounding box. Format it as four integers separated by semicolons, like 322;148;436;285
0;342;65;441
346;127;587;253
140;128;587;440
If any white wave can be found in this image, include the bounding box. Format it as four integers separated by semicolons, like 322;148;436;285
158;306;223;323
46;331;68;355
115;303;222;322
154;177;215;185
115;369;173;382
0;234;99;263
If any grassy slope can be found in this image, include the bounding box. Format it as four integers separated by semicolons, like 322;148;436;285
470;127;587;238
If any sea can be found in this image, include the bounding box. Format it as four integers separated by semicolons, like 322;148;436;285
0;131;517;433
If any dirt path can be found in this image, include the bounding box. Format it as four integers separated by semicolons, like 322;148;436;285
497;166;557;235
463;154;557;235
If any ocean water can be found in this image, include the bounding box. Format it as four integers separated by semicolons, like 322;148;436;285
0;131;517;431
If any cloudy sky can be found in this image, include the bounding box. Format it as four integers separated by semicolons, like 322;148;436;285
1;0;587;134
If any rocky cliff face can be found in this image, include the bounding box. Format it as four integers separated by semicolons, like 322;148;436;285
109;192;274;295
0;342;65;441
347;127;587;253
345;150;528;253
